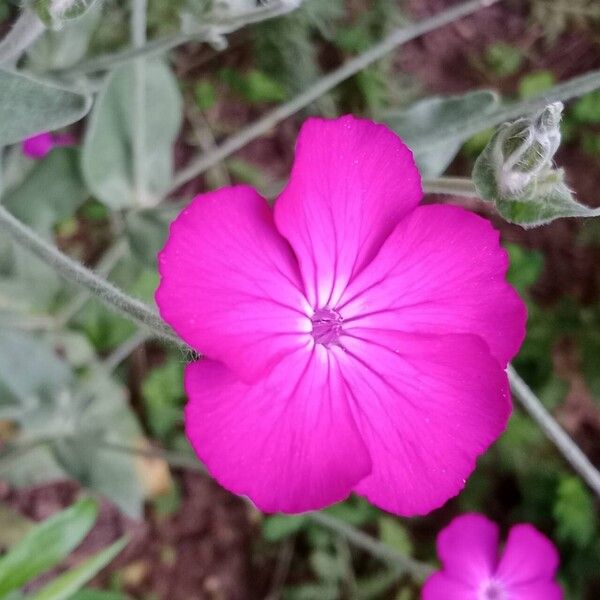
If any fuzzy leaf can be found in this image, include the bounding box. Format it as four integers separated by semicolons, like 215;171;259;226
0;70;90;145
82;61;183;210
383;90;499;177
125;210;172;268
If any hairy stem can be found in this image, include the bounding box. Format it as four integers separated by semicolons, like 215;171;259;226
168;0;503;193
307;512;434;580
0;205;187;350
422;177;479;197
508;365;600;498
0;9;46;66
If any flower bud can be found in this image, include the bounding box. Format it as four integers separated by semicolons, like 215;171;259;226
492;102;563;198
473;102;599;228
32;0;98;28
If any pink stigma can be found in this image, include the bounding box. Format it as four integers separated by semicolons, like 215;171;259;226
311;308;343;346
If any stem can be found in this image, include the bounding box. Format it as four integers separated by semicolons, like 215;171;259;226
53;0;302;77
422;177;479;197
168;0;503;193
102;330;150;372
0;9;46;66
54;239;128;329
307;512;433;581
132;0;148;208
0;205;187;351
508;365;600;498
413;69;600;156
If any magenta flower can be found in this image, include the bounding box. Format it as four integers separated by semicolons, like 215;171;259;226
156;116;526;515
423;513;562;599
22;131;75;159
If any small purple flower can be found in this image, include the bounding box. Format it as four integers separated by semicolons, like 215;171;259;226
423;513;562;599
22;131;75;159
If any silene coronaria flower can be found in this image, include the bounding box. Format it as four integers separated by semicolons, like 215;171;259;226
423;513;562;599
156;116;526;516
22;131;75;159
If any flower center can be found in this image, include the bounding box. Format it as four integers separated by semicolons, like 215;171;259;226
479;580;507;600
311;308;343;346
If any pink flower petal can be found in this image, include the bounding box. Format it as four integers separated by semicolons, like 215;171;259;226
435;514;500;584
156;185;310;382
184;349;372;513
496;524;560;586
338;204;526;367
274;115;422;309
422;572;478;600
507;581;563;600
333;330;511;515
22;132;55;159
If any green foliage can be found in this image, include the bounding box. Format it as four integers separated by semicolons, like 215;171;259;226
141;358;185;443
0;330;146;517
334;0;405;113
0;498;97;597
125;210;172;268
193;80;216;111
3;148;87;236
220;68;286;104
384;90;499;177
28;537;128;600
252;0;344;112
518;70;555;99
378;517;413;556
0;498;126;600
82;60;183;209
27;3;102;71
553;477;598;547
572;90;600;124
484;42;523;77
0;70;91;145
263;514;307;542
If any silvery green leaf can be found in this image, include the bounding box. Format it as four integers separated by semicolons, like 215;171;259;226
32;0;101;28
82;61;183;210
51;371;145;518
0;330;72;424
27;3;102;71
0;70;91;145
125;210;174;268
494;179;600;228
0;330;145;517
382;90;499;177
3;148;87;235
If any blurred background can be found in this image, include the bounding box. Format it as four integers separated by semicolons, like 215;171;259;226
0;0;599;598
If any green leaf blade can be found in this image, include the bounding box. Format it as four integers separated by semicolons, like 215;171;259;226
0;499;98;597
27;537;128;600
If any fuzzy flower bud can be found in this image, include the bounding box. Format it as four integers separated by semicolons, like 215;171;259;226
32;0;98;28
473;102;599;228
491;102;563;198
